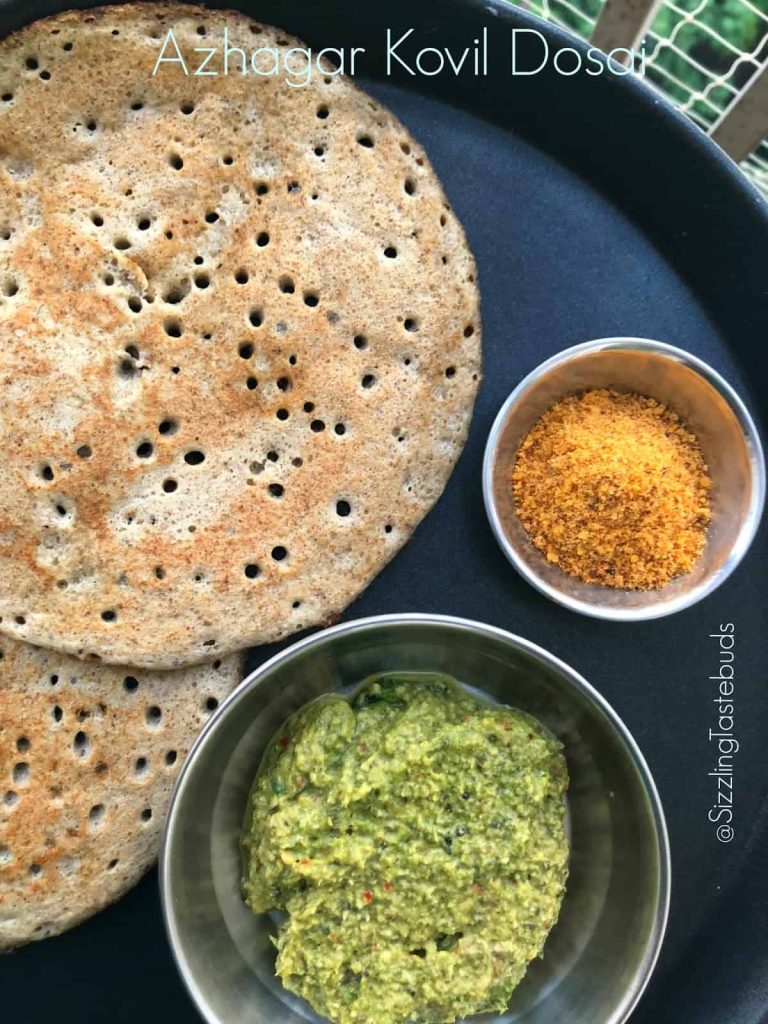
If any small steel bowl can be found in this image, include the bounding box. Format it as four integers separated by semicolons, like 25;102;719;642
483;338;765;621
161;614;670;1024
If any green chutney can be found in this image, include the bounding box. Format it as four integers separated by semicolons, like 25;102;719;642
242;674;569;1024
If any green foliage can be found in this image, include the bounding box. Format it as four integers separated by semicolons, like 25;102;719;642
511;0;766;125
649;0;764;123
653;0;763;55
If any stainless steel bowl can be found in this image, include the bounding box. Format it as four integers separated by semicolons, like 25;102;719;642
483;338;765;621
161;614;670;1024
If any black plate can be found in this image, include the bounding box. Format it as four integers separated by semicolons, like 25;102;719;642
2;1;767;1022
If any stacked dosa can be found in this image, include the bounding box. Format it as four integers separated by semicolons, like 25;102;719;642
0;4;482;668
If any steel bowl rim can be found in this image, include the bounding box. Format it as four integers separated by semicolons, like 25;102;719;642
160;611;672;1024
482;337;766;622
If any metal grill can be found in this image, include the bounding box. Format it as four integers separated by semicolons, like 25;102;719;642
514;0;768;200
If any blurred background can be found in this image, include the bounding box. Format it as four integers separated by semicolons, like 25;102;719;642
509;0;768;199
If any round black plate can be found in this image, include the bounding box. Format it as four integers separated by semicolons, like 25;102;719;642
2;1;767;1022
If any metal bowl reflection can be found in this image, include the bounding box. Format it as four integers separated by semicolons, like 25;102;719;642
483;338;765;620
161;614;670;1024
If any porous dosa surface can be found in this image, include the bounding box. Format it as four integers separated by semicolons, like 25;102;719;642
0;4;481;668
0;639;242;948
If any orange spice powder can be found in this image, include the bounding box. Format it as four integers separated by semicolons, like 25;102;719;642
510;389;712;590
